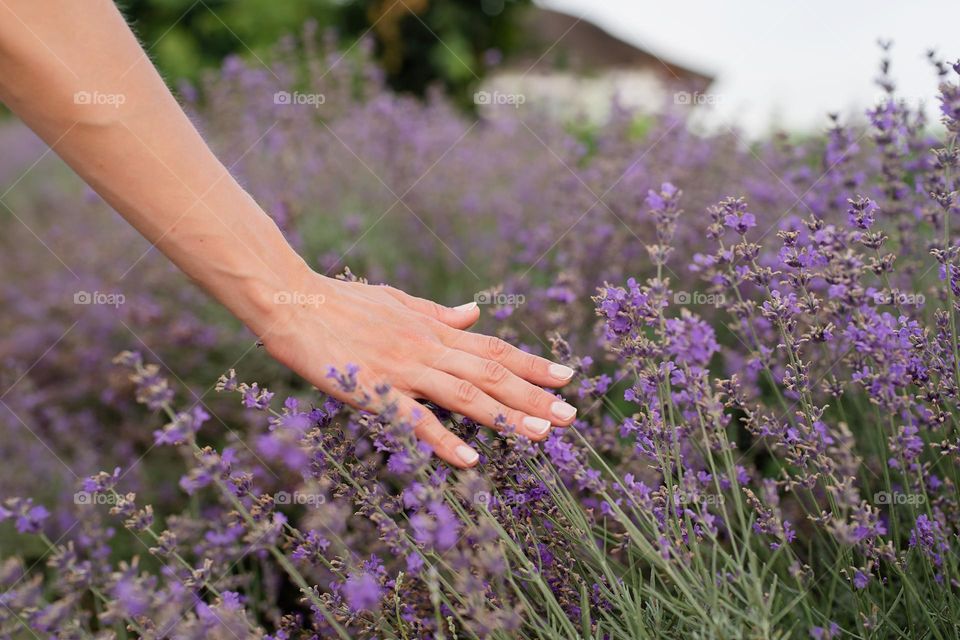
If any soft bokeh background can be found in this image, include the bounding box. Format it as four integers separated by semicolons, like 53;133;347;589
2;1;960;637
544;0;960;133
2;0;953;537
112;0;960;133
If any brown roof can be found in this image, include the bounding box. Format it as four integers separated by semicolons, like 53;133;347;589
509;7;713;88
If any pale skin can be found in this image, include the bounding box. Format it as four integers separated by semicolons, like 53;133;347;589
0;0;577;468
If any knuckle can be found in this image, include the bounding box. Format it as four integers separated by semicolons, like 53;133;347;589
454;380;481;405
524;384;549;410
440;326;469;349
522;354;543;378
437;429;461;451
426;318;454;338
412;419;431;439
407;406;435;435
394;325;419;345
498;408;524;433
398;325;439;351
402;372;430;398
481;360;510;385
484;335;510;360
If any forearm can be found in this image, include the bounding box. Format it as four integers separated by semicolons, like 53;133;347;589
0;0;307;336
0;0;579;469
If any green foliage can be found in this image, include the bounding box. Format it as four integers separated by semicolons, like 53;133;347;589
119;0;530;98
119;0;334;79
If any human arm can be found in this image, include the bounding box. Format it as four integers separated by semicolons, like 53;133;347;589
0;0;577;467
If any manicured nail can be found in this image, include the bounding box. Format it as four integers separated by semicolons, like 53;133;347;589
522;416;552;435
456;444;479;465
454;301;478;312
551;401;577;421
548;363;575;381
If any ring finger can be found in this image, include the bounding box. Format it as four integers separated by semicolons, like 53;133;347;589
413;370;555;441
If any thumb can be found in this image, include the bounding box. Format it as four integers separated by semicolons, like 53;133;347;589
381;286;480;329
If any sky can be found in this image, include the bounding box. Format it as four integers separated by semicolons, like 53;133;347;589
539;0;960;135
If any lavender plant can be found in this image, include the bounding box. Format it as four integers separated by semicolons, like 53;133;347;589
2;28;960;639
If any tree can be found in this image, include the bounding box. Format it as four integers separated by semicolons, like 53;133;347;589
118;0;530;99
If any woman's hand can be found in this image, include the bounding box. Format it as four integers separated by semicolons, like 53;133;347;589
259;271;577;468
0;0;576;468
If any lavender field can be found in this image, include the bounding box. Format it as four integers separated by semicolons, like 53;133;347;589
2;29;960;639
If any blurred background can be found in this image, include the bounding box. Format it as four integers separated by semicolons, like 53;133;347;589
1;0;958;555
115;0;960;134
3;3;960;635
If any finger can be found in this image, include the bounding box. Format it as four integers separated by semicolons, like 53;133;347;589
391;393;479;468
435;350;576;427
381;286;479;330
438;330;577;391
414;370;555;441
320;366;479;468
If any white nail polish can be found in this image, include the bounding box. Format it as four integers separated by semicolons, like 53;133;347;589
456;445;479;465
522;416;552;434
454;302;478;312
548;364;575;380
551;401;577;421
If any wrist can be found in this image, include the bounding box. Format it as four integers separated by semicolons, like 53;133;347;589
157;183;324;342
201;205;320;339
237;249;322;341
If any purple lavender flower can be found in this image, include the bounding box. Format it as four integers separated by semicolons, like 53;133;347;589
853;570;870;589
847;196;878;229
0;498;49;534
1;33;959;640
342;571;382;613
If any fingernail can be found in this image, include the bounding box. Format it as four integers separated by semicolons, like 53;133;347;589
456;444;479;465
522;416;552;434
454;302;477;312
551;401;577;421
548;363;575;380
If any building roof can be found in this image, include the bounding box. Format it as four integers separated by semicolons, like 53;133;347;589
508;7;714;88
